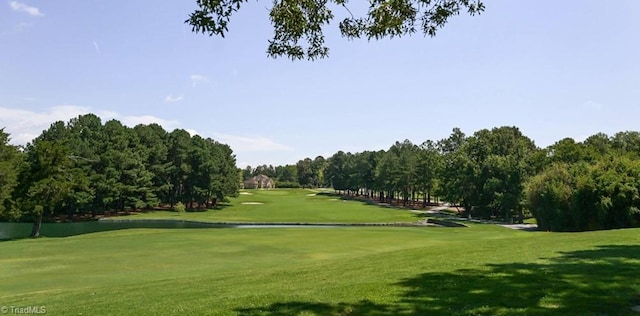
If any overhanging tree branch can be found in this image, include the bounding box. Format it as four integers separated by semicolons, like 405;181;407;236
187;0;484;60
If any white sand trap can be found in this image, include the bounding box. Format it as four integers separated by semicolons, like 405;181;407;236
239;192;253;195
306;193;317;196
242;202;263;205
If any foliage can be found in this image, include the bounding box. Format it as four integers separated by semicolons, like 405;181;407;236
435;126;538;222
174;201;186;213
239;127;640;231
274;181;302;188
187;0;484;60
8;114;239;236
0;129;22;220
527;157;640;231
525;163;573;231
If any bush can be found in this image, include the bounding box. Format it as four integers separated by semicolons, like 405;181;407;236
174;201;186;213
526;158;640;231
275;181;302;188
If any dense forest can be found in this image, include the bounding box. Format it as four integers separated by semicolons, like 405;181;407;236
0;114;239;236
3;117;640;234
244;127;640;232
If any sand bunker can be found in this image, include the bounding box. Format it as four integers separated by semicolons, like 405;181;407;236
242;202;263;205
239;192;253;195
306;193;317;196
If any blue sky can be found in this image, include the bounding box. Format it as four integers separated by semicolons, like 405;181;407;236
1;0;639;167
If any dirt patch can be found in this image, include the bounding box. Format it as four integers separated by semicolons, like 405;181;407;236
241;202;263;205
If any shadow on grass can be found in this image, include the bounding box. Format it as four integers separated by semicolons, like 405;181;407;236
236;300;394;315
235;245;640;315
196;202;232;212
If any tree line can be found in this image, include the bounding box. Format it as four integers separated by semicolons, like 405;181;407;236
245;126;640;232
0;114;239;237
4;118;640;233
242;156;327;188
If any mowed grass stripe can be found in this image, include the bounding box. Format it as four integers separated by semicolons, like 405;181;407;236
128;189;421;223
2;225;640;315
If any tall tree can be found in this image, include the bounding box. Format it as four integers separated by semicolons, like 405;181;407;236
66;114;102;217
18;138;73;237
188;0;484;60
254;164;276;178
207;139;240;207
296;158;314;187
438;128;471;212
101;120;156;212
275;164;298;183
583;132;612;159
311;156;327;187
134;123;171;205
242;165;254;180
611;131;640;157
416;140;442;206
167;129;193;207
547;138;590;164
439;126;536;221
325;151;349;191
0;129;22;220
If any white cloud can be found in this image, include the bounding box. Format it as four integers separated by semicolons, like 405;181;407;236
212;133;293;152
93;41;101;56
164;94;183;103
0;105;89;144
9;1;44;16
0;105;181;145
185;129;198;137
190;74;208;87
118;115;180;130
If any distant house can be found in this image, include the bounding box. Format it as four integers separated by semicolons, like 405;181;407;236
243;174;275;189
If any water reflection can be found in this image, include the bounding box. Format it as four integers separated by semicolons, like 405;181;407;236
0;220;346;239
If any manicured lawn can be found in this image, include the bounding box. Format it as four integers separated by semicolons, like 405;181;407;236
2;224;639;315
127;189;421;223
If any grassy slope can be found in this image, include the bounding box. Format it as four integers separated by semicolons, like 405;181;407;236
127;189;421;223
2;224;639;315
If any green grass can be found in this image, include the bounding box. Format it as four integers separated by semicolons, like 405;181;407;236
2;189;639;315
128;189;421;223
2;224;640;315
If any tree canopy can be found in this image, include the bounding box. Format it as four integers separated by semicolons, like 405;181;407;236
187;0;484;60
242;126;640;231
5;118;640;234
0;114;240;237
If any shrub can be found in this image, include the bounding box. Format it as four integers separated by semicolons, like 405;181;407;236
276;181;302;188
174;201;186;213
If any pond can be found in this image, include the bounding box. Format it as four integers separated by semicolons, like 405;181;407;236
0;220;235;240
0;220;349;240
